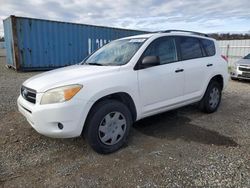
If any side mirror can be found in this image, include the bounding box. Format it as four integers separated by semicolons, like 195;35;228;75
141;56;160;68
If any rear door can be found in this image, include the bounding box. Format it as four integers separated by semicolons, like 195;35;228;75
178;36;212;99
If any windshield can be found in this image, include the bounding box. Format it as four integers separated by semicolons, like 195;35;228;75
83;38;146;66
243;54;250;59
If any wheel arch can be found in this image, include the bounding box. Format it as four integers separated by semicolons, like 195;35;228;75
210;74;224;90
200;74;224;101
82;92;137;134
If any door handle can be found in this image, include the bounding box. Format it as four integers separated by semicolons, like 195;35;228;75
207;64;213;67
175;68;184;73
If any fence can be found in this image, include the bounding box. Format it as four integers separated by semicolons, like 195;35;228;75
218;39;250;66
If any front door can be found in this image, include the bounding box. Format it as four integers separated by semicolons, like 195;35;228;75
137;37;185;115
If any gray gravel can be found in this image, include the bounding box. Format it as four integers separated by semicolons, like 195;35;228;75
0;49;6;57
0;56;249;187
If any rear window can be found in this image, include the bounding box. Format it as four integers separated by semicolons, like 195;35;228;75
179;37;203;60
201;39;216;56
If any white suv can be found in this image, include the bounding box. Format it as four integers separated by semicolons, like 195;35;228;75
18;30;229;154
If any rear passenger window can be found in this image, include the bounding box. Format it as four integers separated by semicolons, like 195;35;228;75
201;39;215;56
143;37;177;65
179;37;203;60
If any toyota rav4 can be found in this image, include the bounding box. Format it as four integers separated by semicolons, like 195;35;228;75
18;30;229;154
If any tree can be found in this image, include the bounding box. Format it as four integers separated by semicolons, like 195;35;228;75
209;33;250;40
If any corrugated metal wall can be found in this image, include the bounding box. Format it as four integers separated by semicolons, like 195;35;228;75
218;39;250;66
3;17;15;66
3;16;147;71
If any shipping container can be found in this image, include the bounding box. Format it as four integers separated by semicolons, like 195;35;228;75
3;16;147;71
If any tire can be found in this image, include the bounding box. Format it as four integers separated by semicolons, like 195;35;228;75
199;81;222;113
83;99;133;154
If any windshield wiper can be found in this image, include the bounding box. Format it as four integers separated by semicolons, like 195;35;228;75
85;62;103;66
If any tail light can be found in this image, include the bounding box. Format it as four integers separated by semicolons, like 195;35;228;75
221;55;228;63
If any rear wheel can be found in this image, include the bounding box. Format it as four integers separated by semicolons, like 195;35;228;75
84;99;132;154
199;81;222;113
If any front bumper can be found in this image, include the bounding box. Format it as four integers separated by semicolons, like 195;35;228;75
17;95;90;138
230;66;250;80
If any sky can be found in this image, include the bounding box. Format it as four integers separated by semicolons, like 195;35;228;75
0;0;250;37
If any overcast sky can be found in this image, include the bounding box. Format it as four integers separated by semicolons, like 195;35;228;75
0;0;250;36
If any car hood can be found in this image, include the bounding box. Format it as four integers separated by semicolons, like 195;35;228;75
236;59;250;66
23;65;120;92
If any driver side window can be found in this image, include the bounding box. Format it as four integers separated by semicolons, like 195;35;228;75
143;37;178;65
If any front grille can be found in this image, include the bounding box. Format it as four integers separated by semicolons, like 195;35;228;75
21;86;37;104
241;72;250;78
239;66;250;72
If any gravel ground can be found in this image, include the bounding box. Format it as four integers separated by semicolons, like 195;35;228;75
0;56;249;187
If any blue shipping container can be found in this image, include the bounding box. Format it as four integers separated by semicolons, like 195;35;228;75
3;16;147;71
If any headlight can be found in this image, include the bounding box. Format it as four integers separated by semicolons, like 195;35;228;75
41;84;82;104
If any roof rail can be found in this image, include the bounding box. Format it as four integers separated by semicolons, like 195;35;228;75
160;30;209;37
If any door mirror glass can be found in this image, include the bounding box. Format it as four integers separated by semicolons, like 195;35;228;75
141;56;160;68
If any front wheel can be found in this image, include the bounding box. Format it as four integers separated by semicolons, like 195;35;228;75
84;100;132;154
199;81;222;113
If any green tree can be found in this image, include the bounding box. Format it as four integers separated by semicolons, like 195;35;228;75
209;33;250;40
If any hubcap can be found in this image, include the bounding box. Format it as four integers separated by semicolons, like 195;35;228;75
98;112;127;145
209;87;220;109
